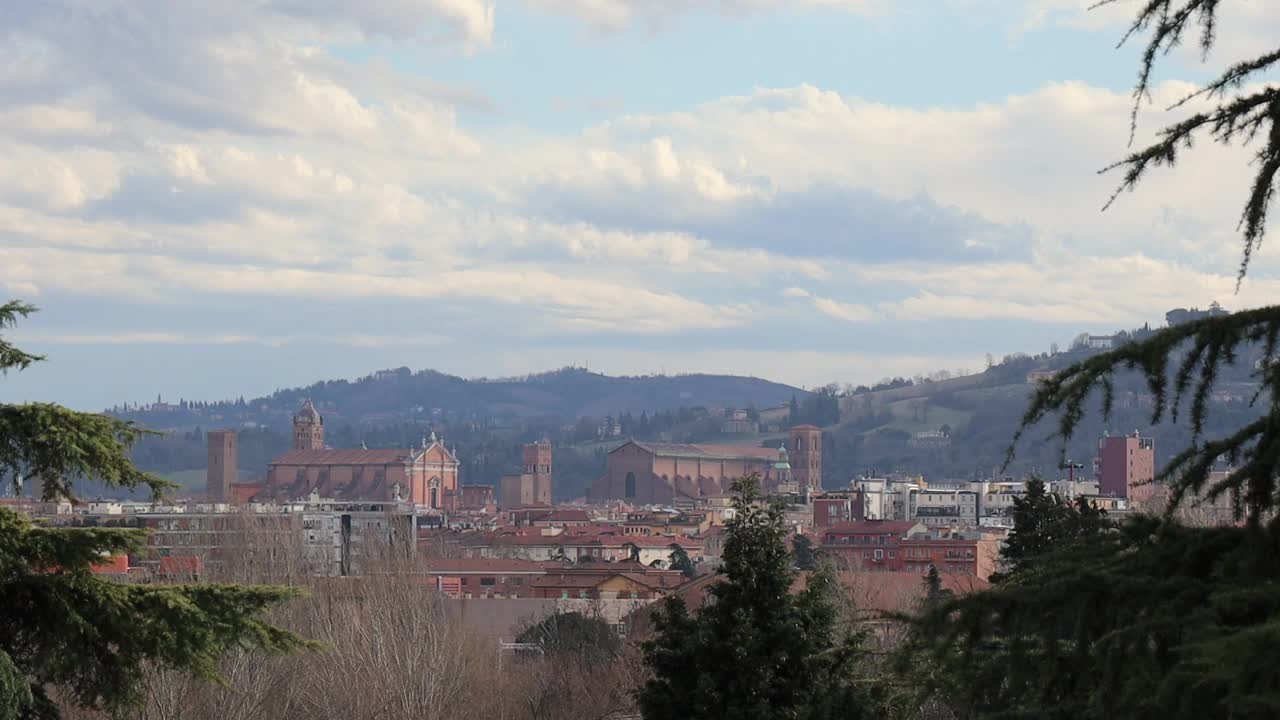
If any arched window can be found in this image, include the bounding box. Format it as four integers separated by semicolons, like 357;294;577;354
429;476;442;509
624;472;637;498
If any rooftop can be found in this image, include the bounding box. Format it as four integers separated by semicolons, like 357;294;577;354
625;441;781;462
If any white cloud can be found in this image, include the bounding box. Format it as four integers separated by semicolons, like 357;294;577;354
812;297;874;323
15;331;453;348
522;0;889;33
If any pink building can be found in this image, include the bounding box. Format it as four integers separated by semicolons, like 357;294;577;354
1096;432;1155;499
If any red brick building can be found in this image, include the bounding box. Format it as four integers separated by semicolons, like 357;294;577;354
421;558;685;599
261;400;460;509
499;440;554;508
1095;432;1155;499
206;430;237;502
591;440;792;504
820;520;992;577
788;425;823;491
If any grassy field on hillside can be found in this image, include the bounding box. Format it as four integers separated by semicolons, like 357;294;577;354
869;399;975;436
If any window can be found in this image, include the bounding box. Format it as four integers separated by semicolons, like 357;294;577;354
480;577;496;586
510;577;524;586
863;551;870;559
873;549;884;560
888;551;896;558
624;472;637;498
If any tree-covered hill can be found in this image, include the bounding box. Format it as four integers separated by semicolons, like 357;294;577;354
109;366;807;433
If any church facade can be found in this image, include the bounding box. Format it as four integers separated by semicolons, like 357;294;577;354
262;400;460;510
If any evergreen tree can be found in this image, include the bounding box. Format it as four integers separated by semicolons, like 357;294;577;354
668;543;696;579
517;611;621;660
897;8;1280;712
0;302;310;718
998;477;1110;576
789;395;801;425
791;533;818;571
921;565;950;605
638;475;876;720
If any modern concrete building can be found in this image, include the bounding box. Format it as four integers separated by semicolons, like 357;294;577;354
1095;431;1155;499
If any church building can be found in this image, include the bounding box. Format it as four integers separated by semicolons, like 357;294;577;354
589;426;823;504
261;400;461;510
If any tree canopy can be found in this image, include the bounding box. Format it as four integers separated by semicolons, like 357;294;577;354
0;302;311;718
899;4;1280;716
638;475;877;720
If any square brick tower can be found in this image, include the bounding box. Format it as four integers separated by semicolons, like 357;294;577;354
522;439;553;505
789;425;823;492
206;430;237;502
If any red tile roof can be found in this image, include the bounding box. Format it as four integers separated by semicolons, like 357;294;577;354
823;520;919;536
158;556;203;575
421;558;546;574
542;509;591;522
269;448;415;466
90;555;129;575
626;441;781;461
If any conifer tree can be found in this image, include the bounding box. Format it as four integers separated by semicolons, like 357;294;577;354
0;301;310;718
792;533;818;571
898;6;1280;715
668;543;696;579
638;475;876;720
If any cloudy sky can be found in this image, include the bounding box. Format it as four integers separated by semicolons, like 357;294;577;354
3;0;1279;410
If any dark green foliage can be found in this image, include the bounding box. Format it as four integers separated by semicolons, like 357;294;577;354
791;533;817;571
638;475;876;720
516;611;621;660
1098;0;1280;280
922;566;950;606
998;477;1110;574
668;543;696;578
0;302;310;718
905;518;1280;719
0;302;43;375
1013;306;1280;524
899;7;1280;715
623;542;641;563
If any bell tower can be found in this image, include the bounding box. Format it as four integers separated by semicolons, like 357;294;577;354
789;425;823;492
292;398;324;450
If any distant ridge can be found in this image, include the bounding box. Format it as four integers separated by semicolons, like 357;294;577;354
115;366;808;430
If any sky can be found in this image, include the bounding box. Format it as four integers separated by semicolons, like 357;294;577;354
4;0;1280;411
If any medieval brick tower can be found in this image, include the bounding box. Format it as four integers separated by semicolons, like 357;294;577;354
789;425;823;492
523;439;553;505
206;429;237;502
501;439;553;508
292;399;324;450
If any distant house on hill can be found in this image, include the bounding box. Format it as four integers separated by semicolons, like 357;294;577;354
1166;302;1227;326
909;430;951;449
1026;369;1057;385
